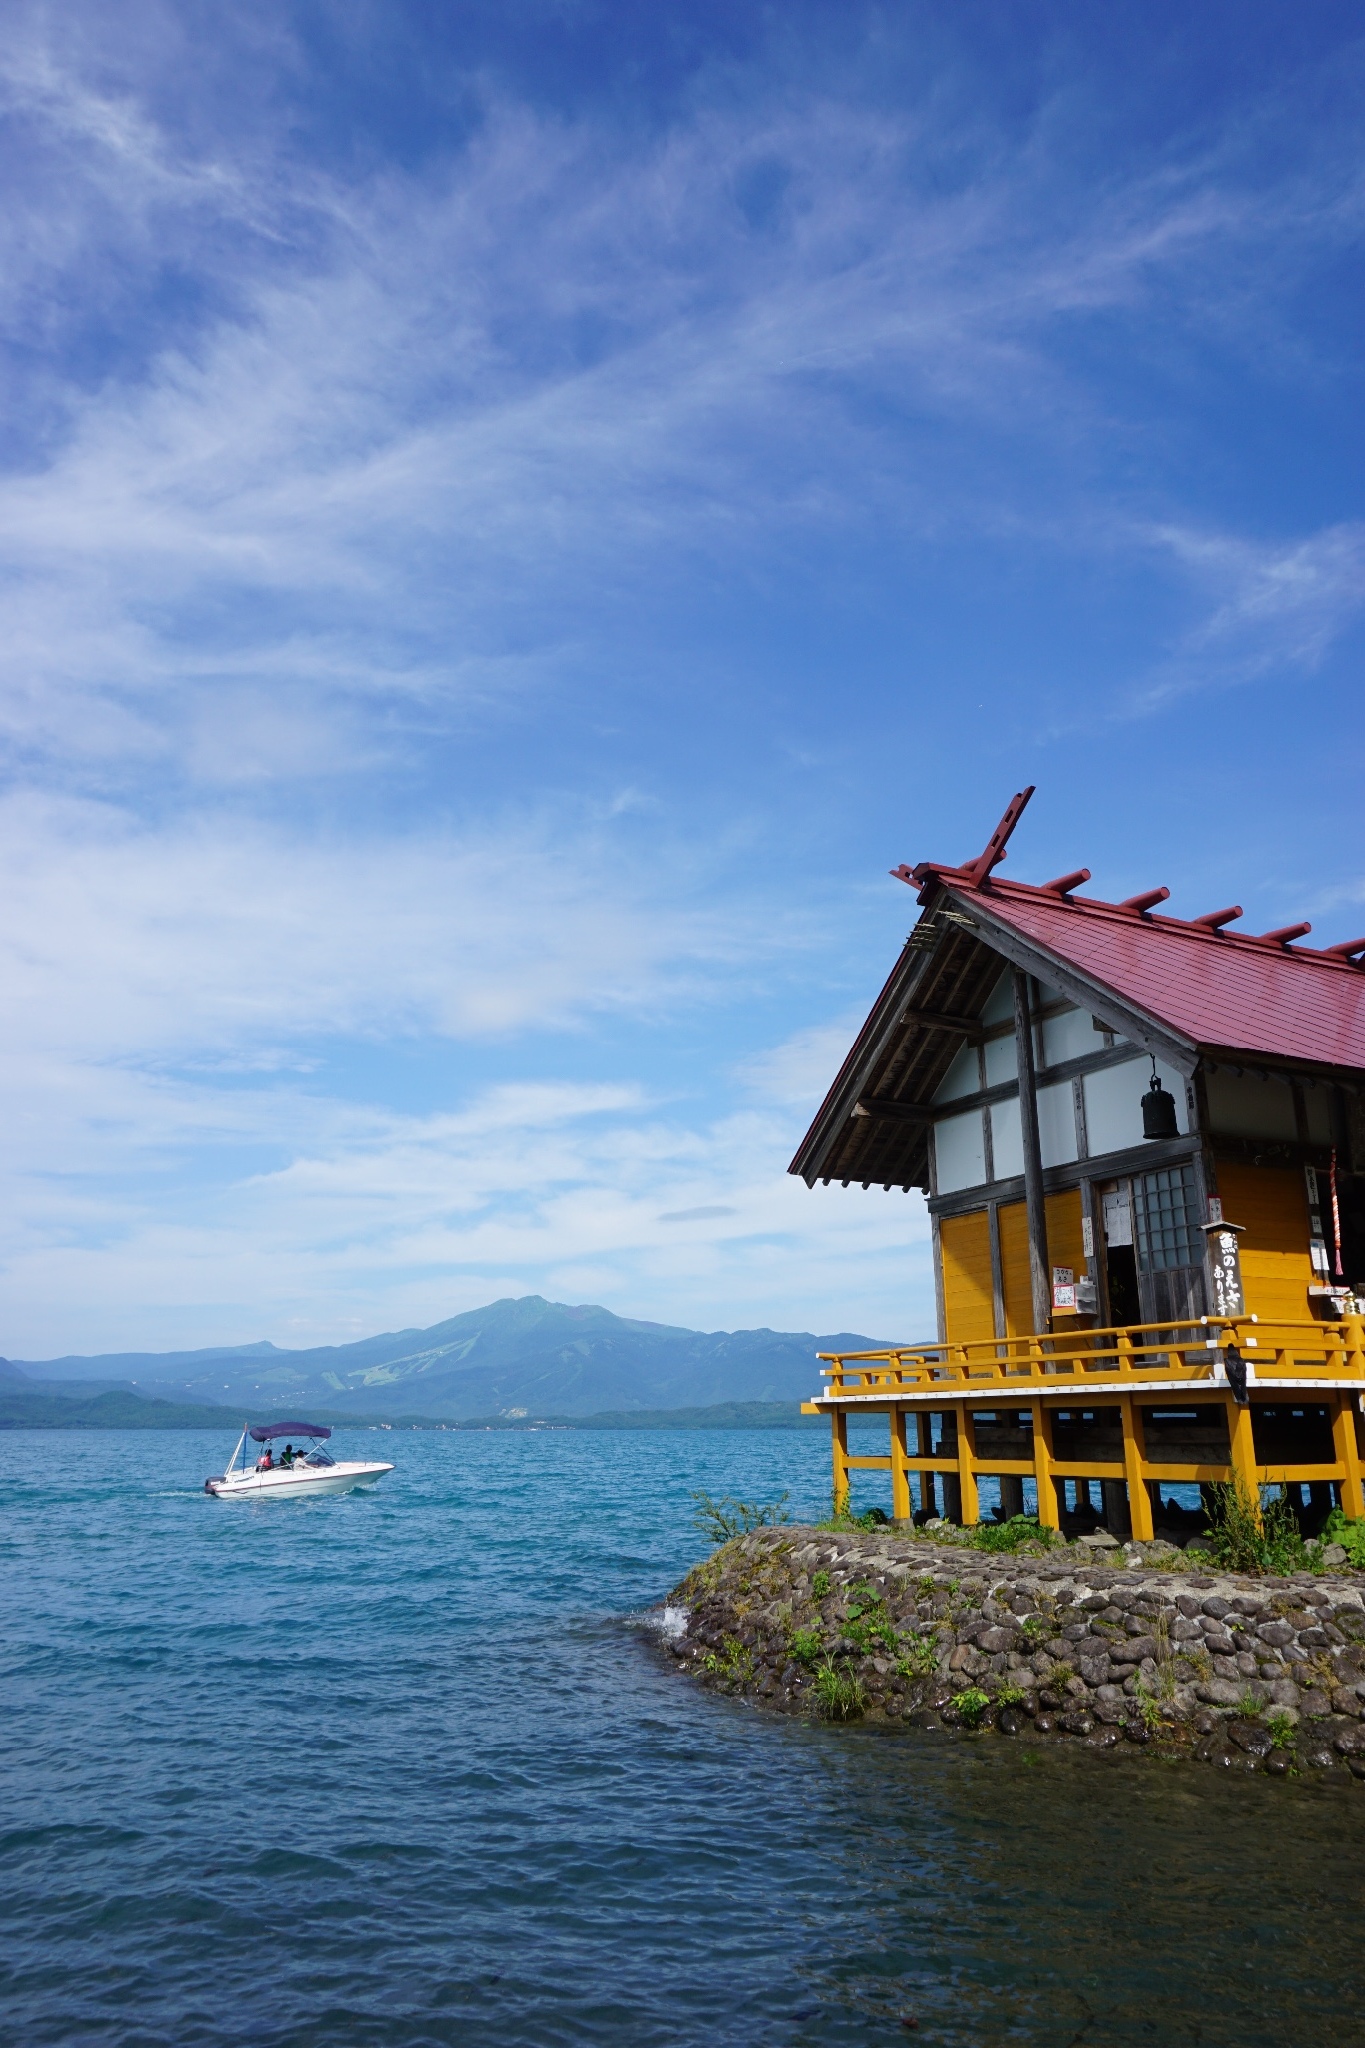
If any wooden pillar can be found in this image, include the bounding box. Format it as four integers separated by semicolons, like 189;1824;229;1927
1119;1392;1154;1541
1224;1393;1260;1518
1332;1393;1365;1521
918;1410;937;1518
1029;1397;1059;1529
831;1408;850;1513
890;1408;913;1523
999;1474;1025;1518
956;1403;980;1526
1012;968;1051;1335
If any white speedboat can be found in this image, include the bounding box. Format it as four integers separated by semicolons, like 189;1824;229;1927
205;1421;394;1499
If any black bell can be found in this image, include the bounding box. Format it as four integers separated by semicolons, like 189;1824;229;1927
1141;1067;1179;1141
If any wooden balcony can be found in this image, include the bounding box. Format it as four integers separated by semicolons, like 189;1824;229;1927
801;1315;1365;1538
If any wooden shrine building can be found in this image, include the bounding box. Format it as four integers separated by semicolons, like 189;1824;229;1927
790;788;1365;1539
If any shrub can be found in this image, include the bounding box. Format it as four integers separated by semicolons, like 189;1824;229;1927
788;1625;824;1668
691;1490;791;1543
819;1489;892;1532
811;1569;831;1600
952;1687;991;1727
812;1661;866;1720
843;1584;899;1655
895;1635;940;1681
702;1636;755;1684
1319;1508;1365;1569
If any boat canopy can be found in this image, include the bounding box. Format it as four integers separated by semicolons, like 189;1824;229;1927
248;1420;332;1442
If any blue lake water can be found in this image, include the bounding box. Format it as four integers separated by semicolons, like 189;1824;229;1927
2;1424;1363;2047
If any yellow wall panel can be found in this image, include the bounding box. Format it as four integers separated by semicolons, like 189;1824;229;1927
997;1191;1086;1336
940;1210;995;1346
1214;1159;1313;1324
998;1201;1032;1337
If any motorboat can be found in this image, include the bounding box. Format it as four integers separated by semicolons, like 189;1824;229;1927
204;1420;394;1499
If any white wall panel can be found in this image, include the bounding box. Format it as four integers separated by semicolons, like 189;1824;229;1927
934;1110;986;1193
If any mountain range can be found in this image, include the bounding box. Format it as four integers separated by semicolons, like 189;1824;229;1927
3;1295;887;1420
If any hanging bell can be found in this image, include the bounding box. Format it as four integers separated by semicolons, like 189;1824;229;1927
1141;1066;1180;1141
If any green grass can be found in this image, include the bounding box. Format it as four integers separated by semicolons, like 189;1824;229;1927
811;1569;831;1600
1202;1480;1313;1576
812;1662;867;1720
788;1625;824;1667
1319;1508;1365;1569
969;1515;1057;1554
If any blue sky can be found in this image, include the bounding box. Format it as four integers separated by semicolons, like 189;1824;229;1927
1;0;1363;1355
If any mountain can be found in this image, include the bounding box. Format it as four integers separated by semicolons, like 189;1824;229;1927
7;1295;887;1419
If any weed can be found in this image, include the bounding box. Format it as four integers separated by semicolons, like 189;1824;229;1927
1020;1614;1054;1646
1265;1709;1298;1751
843;1584;899;1655
702;1636;755;1684
1203;1480;1311;1576
788;1625;824;1668
1130;1684;1162;1732
811;1569;831;1600
819;1488;891;1533
691;1491;791;1543
970;1515;1056;1554
1046;1660;1076;1686
895;1635;940;1681
993;1684;1029;1707
952;1687;991;1727
812;1661;867;1720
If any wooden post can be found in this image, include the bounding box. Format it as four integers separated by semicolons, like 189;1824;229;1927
831;1408;850;1513
1029;1397;1059;1528
918;1410;937;1518
1224;1392;1260;1517
1013;968;1052;1336
1332;1393;1365;1521
956;1403;980;1526
1119;1391;1154;1541
890;1408;912;1523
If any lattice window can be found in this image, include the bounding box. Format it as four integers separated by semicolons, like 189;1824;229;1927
1134;1164;1202;1272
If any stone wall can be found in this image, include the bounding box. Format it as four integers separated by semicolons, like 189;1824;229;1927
658;1526;1365;1776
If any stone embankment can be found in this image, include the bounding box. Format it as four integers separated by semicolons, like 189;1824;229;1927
659;1526;1365;1775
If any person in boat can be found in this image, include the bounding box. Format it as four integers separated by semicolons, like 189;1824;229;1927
255;1444;274;1471
280;1443;296;1467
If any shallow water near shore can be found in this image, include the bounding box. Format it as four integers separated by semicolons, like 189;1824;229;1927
2;1426;1362;2048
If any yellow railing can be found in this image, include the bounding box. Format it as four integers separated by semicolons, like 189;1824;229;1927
816;1314;1365;1399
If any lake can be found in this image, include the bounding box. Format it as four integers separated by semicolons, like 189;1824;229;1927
1;1425;1361;2046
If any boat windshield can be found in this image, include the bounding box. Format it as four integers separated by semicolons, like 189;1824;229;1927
302;1448;336;1467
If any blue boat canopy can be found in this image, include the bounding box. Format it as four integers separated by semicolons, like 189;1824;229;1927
248;1420;332;1442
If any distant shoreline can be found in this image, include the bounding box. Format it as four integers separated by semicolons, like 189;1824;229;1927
0;1387;822;1432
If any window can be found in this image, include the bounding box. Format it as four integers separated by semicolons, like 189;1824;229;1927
1134;1164;1202;1272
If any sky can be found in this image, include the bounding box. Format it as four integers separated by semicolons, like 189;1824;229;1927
1;0;1363;1357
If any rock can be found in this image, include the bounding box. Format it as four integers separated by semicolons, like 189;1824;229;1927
1032;1713;1056;1734
1191;1709;1219;1734
1301;1744;1338;1770
1348;1758;1365;1781
1331;1688;1363;1718
1265;1753;1293;1777
1197;1679;1245;1707
1227;1718;1274;1757
998;1707;1027;1736
1194;1734;1228;1764
1300;1692;1334;1719
1169;1616;1203;1641
1333;1727;1365;1756
975;1626;1016;1654
1264;1680;1302;1708
1124;1635;1160;1663
1078;1658;1110;1687
1201;1596;1233;1619
907;1707;942;1730
1077;1531;1120;1549
1058;1709;1095;1736
1123;1721;1150;1745
1088;1726;1120;1748
1257;1620;1296;1647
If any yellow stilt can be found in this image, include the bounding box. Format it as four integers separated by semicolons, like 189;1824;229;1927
890;1408;912;1523
1030;1398;1059;1529
1225;1393;1260;1518
831;1408;850;1512
1332;1393;1365;1521
1119;1393;1154;1541
956;1403;980;1526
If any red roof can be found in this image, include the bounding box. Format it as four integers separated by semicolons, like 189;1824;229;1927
911;867;1365;1071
